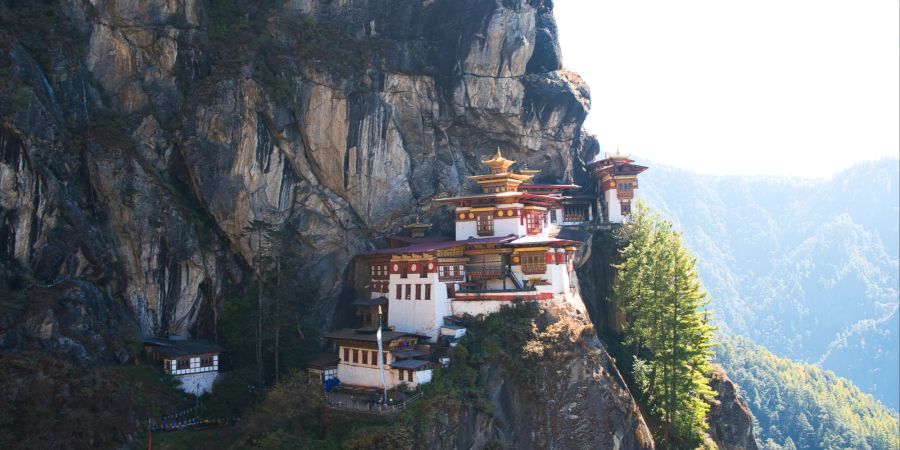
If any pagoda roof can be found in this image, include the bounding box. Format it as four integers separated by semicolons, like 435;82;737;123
520;184;581;190
481;148;515;173
360;235;517;256
434;191;523;202
467;172;534;182
433;191;561;204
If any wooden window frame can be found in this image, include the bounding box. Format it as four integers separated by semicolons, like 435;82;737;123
343;347;350;362
395;284;402;300
526;212;543;235
425;284;431;300
415;284;422;300
352;349;359;364
521;252;547;275
476;213;494;236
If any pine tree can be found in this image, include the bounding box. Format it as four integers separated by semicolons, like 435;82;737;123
614;202;717;447
243;219;274;389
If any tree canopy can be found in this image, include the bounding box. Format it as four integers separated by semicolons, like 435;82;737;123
614;202;717;448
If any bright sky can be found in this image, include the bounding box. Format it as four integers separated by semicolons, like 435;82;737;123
553;0;900;178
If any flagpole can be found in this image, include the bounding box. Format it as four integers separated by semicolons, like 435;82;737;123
376;306;388;405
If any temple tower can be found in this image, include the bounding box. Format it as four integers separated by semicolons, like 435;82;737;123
588;152;648;223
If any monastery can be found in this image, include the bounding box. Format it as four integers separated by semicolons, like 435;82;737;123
319;150;646;391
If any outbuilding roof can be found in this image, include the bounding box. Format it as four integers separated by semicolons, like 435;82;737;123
143;337;225;357
306;352;340;369
324;328;424;343
353;296;389;306
389;359;431;370
391;349;429;359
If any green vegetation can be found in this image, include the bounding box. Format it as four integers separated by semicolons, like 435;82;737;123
639;161;899;408
716;335;899;450
147;303;578;449
613;202;717;448
0;352;190;450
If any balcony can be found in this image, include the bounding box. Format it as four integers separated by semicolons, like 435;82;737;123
464;265;504;280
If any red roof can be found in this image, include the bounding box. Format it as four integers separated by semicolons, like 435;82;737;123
520;184;580;190
359;235;517;256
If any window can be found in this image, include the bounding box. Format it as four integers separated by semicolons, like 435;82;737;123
395;284;402;300
476;213;494;236
201;356;214;367
400;263;408;278
352;349;359;364
526;212;543;234
425;284;431;300
362;351;368;365
438;265;464;282
447;283;455;298
177;358;190;370
371;351;378;365
550;209;557;223
344;347;350;362
421;263;428;278
407;370;414;382
405;284;411;300
164;360;172;372
621;202;631;215
521;252;547;275
415;284;422;300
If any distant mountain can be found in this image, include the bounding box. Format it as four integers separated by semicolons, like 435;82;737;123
717;335;899;450
639;159;900;409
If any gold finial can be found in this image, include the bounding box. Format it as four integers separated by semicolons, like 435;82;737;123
482;147;515;174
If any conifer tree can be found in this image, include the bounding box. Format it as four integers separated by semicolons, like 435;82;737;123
243;219;274;388
614;202;717;447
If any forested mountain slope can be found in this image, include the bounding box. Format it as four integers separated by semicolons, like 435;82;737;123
639;159;899;408
716;335;899;450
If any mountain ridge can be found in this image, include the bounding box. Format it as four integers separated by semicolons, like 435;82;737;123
639;158;900;409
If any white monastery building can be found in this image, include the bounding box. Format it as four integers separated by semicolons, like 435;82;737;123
144;337;224;396
322;149;646;390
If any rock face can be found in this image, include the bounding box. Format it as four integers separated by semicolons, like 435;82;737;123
708;366;760;450
1;0;594;341
483;310;655;449
421;304;655;450
1;1;756;448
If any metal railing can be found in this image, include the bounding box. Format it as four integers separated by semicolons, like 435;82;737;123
325;391;423;414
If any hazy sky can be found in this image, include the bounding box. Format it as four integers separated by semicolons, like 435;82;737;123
553;0;900;178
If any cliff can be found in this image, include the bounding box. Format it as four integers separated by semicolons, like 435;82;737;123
1;1;757;448
1;0;592;342
707;366;759;450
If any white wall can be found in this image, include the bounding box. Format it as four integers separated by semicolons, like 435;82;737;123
387;271;445;340
455;220;479;240
415;369;433;385
167;355;218;376
176;371;219;396
493;216;524;237
605;188;623;223
338;362;400;389
452;299;508;316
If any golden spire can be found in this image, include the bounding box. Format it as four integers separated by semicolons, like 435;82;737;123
482;147;515;174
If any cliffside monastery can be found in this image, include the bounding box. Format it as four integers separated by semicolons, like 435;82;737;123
317;150;647;391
